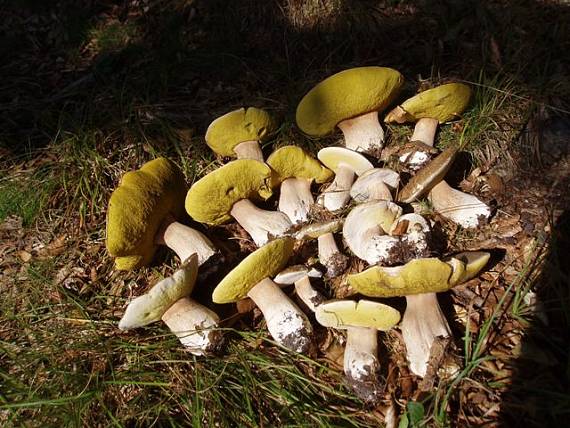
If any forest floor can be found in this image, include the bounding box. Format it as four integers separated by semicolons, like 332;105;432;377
1;1;570;426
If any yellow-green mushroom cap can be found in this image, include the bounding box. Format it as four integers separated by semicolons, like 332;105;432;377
212;237;294;303
296;66;404;136
185;159;274;225
316;300;401;330
267;145;334;184
106;158;187;270
317;147;373;175
384;83;471;124
347;258;459;297
205;107;276;157
118;254;199;329
448;251;490;283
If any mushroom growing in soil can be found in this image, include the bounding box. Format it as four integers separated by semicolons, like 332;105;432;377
266;145;333;224
106;158;217;270
205;107;276;162
118;254;223;355
316;300;401;403
185;159;292;247
347;253;490;377
212;237;314;354
385;83;491;226
296;66;404;155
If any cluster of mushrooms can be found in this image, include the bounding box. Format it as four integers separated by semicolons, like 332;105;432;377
106;67;494;403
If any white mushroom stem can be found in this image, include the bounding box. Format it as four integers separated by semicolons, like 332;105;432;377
321;165;355;212
410;118;439;145
278;178;314;224
337;111;385;153
233;140;264;161
294;276;324;312
230;199;293;247
401;293;451;377
156;218;217;265
344;327;381;401
161;297;222;355
317;233;348;278
247;278;314;354
429;181;492;228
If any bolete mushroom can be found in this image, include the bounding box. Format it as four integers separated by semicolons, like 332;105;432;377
106;158;217;270
266;145;333;224
296;66;404;155
274;264;325;311
205;107;276;161
316;300;401;403
185;159;292;247
212;237;314;354
350;168;400;203
119;254;222;355
347;253;490;377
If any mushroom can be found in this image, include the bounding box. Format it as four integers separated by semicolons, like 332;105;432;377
106;158;217;270
205;107;276;161
343;201;431;266
274;264;325;311
316;300;401;403
185;159;292;247
266;145;333;224
296;66;404;155
350;168;400;203
212;237;314;354
119;254;222;355
347;253;490;377
385;83;491;226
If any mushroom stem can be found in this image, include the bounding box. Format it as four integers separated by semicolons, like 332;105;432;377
156;217;217;265
233;140;264;161
429;181;491;228
344;326;382;402
294;276;325;312
246;278;314;354
337;111;385;153
318;233;348;278
161;297;223;355
401;293;451;377
279;178;314;224
321;164;355;212
410;118;439;146
230;199;293;247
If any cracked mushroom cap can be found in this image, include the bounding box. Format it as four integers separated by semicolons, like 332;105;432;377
118;254;198;329
296;66;404;136
205;107;276;157
185;159;274;225
316;300;400;331
212;237;294;303
106;158;187;270
266;145;334;184
317;147;373;176
347;258;462;297
384;83;471;124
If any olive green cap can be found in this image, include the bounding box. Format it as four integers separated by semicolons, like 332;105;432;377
316;300;401;330
347;258;457;297
185;159;274;225
296;67;404;136
212;237;294;303
266;145;333;184
385;83;471;124
118;254;198;329
205;107;276;157
106;158;187;270
447;251;490;283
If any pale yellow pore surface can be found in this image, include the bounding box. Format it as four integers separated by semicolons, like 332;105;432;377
296;66;404;136
315;300;400;330
106;158;187;270
185;159;274;225
453;251;490;282
266;145;333;184
205;107;276;157
384;83;472;124
347;258;454;297
212;237;294;303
